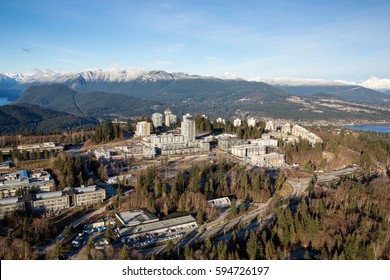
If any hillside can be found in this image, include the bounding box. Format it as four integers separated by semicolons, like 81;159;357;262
14;85;161;118
14;84;82;115
275;85;390;105
74;91;161;118
0;104;97;135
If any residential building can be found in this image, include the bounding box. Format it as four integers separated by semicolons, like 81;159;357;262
135;121;151;137
247;117;258;127
73;185;106;206
216;117;225;125
181;113;196;142
164;109;177;127
265;121;276;131
0;197;25;219
231;144;266;158
0;170;54;198
233;118;242;127
250;153;285;167
151;113;163;128
291;124;322;144
218;137;246;152
31;191;70;214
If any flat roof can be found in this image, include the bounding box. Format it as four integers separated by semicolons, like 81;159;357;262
119;215;196;237
116;210;158;227
0;197;20;206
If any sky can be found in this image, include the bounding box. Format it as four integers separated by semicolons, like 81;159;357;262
1;0;390;81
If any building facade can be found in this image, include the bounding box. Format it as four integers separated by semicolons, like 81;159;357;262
135;121;151;137
32;191;70;214
151;113;163;128
181;114;196;142
0;197;25;219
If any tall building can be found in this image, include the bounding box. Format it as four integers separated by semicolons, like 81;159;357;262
164;108;177;127
181;114;196;142
247;117;258;127
233;118;242;127
151;113;163;128
135;121;151;137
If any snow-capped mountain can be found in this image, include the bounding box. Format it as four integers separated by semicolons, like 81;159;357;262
360;77;390;93
248;76;353;86
248;75;390;93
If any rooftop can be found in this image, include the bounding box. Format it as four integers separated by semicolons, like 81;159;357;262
118;215;196;237
116;210;158;227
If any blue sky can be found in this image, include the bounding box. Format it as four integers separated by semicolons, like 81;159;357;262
1;0;389;81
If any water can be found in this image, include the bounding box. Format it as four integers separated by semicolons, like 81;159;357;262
0;98;11;106
343;125;390;134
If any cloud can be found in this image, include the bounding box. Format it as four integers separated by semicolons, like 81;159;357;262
19;47;32;53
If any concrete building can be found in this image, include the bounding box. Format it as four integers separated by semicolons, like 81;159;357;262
231;144;267;158
181;113;196;142
281;123;292;134
151;113;163;128
250;153;285;167
265;121;276;131
218;138;246;152
233;118;242;127
135;121;151;137
0;197;25;219
291;124;322;144
0;170;54;198
115;210;159;227
251;139;278;147
113;145;156;159
32;191;70;214
164;109;177;127
73;185;106;207
118;215;197;238
247;117;258;127
94;147;113;160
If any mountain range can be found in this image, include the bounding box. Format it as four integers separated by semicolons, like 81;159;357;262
0;69;390;135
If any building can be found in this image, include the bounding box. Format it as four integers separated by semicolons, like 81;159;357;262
94;147;113;160
291;124;322;144
31;191;70;214
218;137;246;152
281;123;292;134
150;133;209;156
113;145;156;159
0;170;54;198
73;185;106;207
250;153;285;167
135;121;151;137
247;117;258;127
115;210;159;227
231;144;267;158
164;109;177;127
233;118;242;127
0;197;25;219
208;197;231;209
265;121;276;131
17;142;63;153
216;118;225;125
0;161;12;170
151;113;163;128
181;113;196;142
118;215;197;238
